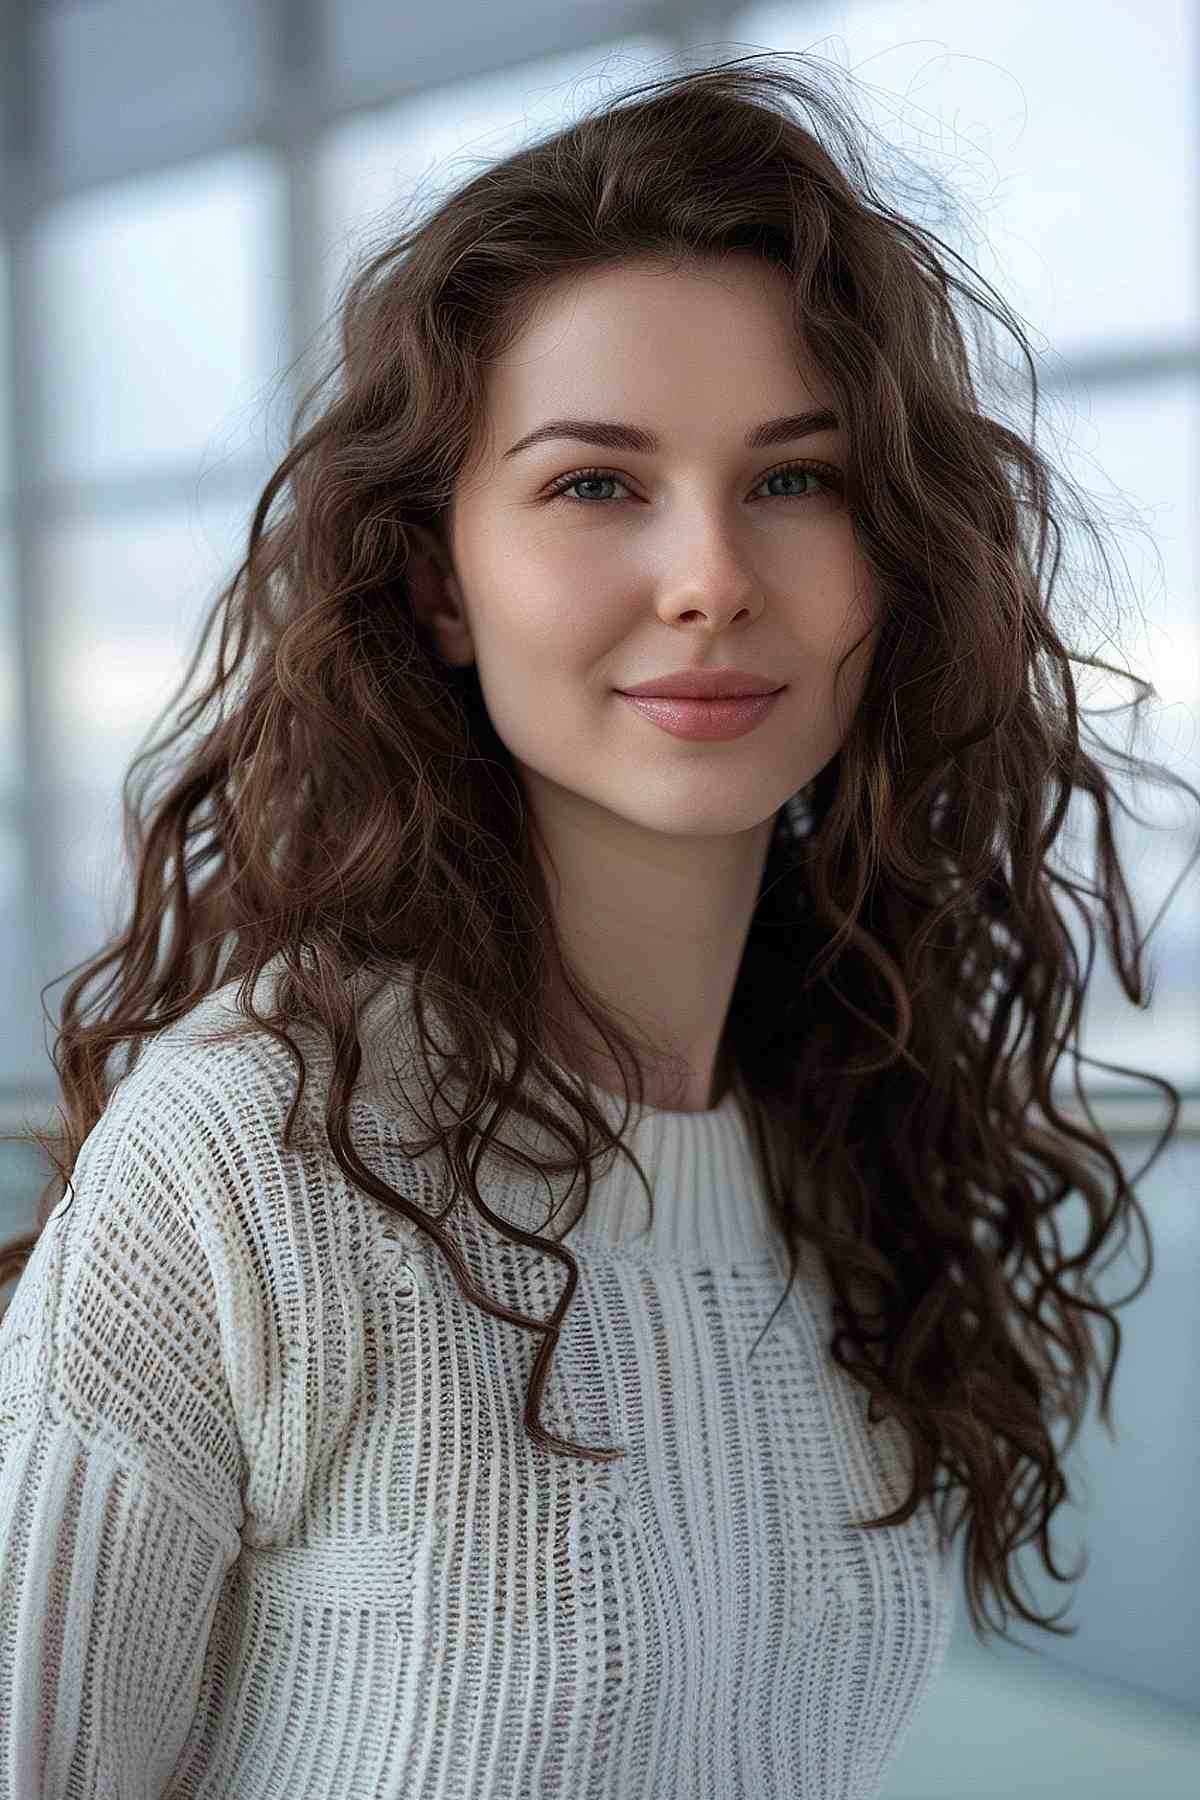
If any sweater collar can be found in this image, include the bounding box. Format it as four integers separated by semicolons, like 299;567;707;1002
473;1072;786;1264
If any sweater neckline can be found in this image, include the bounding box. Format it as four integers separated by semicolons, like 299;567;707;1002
245;956;787;1264
482;1061;785;1263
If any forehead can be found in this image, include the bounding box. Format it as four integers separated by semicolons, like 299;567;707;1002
484;256;830;429
503;254;796;353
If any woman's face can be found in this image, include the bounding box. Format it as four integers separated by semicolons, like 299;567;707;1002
409;253;878;852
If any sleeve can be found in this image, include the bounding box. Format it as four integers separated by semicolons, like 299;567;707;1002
0;1067;253;1799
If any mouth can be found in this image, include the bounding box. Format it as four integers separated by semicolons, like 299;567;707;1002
616;686;785;740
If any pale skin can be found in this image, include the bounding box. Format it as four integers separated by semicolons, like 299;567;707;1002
405;252;879;1113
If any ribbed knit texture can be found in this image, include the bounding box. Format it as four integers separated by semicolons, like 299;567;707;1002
0;954;955;1797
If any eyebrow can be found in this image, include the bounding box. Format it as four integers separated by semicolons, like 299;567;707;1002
502;407;841;460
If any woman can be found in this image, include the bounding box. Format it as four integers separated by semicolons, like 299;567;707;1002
0;50;1192;1799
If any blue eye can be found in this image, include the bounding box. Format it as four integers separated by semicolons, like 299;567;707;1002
545;459;843;505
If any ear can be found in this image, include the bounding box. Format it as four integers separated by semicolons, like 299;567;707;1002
403;521;475;669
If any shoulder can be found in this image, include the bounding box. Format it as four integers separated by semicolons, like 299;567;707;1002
98;952;431;1164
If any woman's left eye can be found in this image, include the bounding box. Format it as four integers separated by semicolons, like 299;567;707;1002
544;459;843;506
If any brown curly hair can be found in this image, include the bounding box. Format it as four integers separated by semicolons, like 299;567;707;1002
2;50;1195;1654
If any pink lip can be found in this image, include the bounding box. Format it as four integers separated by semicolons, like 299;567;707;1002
617;689;783;740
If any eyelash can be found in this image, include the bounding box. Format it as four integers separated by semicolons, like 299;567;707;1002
544;458;843;507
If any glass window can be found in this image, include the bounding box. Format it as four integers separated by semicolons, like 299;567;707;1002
315;37;671;337
34;0;270;194
33;492;257;991
1051;373;1199;1093
0;528;22;794
734;1;1198;353
30;152;288;488
0;234;10;507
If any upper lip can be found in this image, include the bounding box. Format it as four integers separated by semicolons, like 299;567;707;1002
617;668;785;700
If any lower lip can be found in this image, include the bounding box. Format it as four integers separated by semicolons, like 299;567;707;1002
616;688;784;739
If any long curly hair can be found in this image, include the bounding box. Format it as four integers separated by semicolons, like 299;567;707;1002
2;50;1195;1654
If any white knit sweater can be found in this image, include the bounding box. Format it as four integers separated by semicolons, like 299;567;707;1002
0;956;955;1798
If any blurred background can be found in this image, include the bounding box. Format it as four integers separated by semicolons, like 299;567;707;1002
0;2;1196;1791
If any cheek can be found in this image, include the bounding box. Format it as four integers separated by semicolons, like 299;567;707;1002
469;603;604;746
493;592;616;679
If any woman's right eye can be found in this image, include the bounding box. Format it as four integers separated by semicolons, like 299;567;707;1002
545;468;627;504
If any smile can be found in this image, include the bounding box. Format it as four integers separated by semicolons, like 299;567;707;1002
616;689;784;740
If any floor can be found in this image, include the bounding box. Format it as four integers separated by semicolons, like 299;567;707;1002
882;1629;1200;1799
